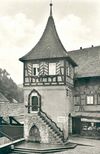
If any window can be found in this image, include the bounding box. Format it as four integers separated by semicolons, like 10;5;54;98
74;95;80;105
32;64;39;76
67;64;73;78
97;93;100;104
49;63;56;75
87;96;94;104
67;67;70;76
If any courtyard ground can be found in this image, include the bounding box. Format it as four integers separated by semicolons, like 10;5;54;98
54;136;100;154
54;145;100;154
10;136;100;154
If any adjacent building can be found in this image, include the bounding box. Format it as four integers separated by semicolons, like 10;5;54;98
69;46;100;138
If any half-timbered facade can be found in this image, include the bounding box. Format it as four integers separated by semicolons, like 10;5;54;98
69;46;100;138
24;59;75;87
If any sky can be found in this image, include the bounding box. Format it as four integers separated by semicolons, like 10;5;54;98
0;0;100;84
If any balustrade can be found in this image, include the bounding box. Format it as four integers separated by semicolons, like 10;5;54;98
24;75;64;86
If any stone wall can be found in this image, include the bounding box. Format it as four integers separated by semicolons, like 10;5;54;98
24;113;48;143
24;113;62;144
0;103;24;117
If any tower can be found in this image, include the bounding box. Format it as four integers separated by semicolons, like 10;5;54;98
19;3;77;144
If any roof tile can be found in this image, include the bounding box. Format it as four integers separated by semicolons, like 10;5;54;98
69;46;100;78
20;16;68;61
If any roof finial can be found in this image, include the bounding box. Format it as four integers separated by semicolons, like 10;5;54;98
50;0;53;16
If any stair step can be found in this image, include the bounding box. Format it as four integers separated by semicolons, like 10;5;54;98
49;127;62;135
11;142;77;154
40;117;63;135
50;129;62;137
38;111;64;144
52;133;62;138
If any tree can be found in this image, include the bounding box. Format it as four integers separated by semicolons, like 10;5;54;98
0;68;23;103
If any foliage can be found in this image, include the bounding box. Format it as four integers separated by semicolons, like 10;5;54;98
0;68;24;103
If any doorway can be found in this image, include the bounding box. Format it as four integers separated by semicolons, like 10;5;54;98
72;117;81;134
28;89;41;113
32;96;38;111
29;125;41;142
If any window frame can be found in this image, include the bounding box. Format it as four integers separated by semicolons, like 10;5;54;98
32;64;39;76
97;93;100;105
86;95;94;105
67;66;70;77
49;62;56;75
74;95;81;106
31;96;38;112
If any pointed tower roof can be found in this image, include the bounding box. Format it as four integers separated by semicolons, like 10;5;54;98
19;3;77;66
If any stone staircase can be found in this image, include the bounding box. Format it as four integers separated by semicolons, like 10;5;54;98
37;111;64;144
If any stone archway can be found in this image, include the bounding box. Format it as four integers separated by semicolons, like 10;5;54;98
29;125;41;143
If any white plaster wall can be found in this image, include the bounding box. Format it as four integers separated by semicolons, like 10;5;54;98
24;86;70;118
24;86;72;139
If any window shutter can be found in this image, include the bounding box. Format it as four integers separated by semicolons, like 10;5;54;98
39;62;48;75
44;62;49;75
56;62;61;75
26;63;32;76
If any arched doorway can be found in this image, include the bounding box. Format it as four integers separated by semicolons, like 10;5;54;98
28;89;41;113
29;125;41;142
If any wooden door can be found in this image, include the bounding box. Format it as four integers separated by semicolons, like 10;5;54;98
32;96;38;111
72;117;81;134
